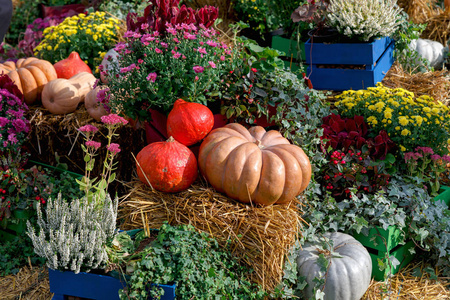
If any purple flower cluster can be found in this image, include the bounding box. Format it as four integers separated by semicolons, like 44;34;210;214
0;89;29;153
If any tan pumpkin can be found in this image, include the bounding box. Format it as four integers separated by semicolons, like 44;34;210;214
0;58;57;105
41;79;81;114
198;123;312;206
85;86;109;121
68;72;97;102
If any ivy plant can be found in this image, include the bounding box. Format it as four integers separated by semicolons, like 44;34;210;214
111;223;266;300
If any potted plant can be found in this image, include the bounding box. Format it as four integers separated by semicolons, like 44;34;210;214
104;2;238;143
293;0;403;90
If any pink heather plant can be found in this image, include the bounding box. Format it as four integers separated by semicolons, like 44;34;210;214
106;22;239;120
404;146;450;196
77;114;128;204
0;88;30;155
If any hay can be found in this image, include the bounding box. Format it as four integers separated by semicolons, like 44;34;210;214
382;62;450;105
0;266;51;300
118;178;303;292
422;8;450;45
363;260;450;299
397;0;440;24
24;105;147;195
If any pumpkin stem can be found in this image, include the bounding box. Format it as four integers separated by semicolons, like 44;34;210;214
167;136;176;142
255;140;264;149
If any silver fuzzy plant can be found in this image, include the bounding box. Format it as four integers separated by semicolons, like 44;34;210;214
26;193;118;274
327;0;403;42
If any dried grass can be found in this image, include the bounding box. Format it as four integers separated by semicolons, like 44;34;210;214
422;8;450;45
24;105;147;194
0;266;51;300
397;0;441;24
382;62;450;105
118;178;304;292
363;260;450;299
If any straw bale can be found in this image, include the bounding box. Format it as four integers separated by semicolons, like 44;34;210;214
422;8;450;45
24;105;147;196
0;266;51;300
118;179;304;292
397;0;441;24
382;62;450;105
363;260;450;299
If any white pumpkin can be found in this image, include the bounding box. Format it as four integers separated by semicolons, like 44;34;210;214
408;38;448;69
297;232;372;300
100;48;120;84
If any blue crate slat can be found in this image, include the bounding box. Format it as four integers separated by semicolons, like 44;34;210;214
305;36;393;65
49;268;176;300
306;40;395;91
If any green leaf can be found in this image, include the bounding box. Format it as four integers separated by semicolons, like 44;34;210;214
108;172;116;183
84;154;90;163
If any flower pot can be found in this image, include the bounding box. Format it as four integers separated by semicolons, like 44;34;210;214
307;27;339;43
271;34;305;72
49;268;176;300
352;226;415;281
304;36;395;90
432;185;450;207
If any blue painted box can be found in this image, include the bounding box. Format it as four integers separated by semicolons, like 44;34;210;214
304;37;395;91
49;268;176;300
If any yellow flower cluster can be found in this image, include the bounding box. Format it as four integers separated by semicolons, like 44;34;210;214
335;83;450;154
34;11;121;71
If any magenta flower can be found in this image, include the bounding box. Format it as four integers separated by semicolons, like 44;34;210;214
101;114;129;126
197;47;207;54
146;72;157;82
220;55;225;61
155;48;162;54
208;61;216;68
206;40;218;47
167;27;177;35
141;23;149;31
86;140;101;150
172;51;181;59
0;117;9;127
431;154;441;161
107;143;121;155
123;30;135;38
193;66;204;73
416;146;434;154
442;155;450;163
79;124;99;133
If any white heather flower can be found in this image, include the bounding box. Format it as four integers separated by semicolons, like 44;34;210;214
327;0;402;41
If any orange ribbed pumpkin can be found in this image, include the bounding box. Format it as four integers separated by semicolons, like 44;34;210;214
136;137;198;193
198;123;312;206
0;57;57;105
166;99;214;146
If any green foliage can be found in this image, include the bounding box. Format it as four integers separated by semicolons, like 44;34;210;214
0;234;45;276
232;0;278;36
98;0;149;21
5;0;41;44
113;223;266;300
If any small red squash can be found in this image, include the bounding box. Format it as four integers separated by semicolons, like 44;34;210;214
53;52;92;79
166;99;214;146
136;136;198;193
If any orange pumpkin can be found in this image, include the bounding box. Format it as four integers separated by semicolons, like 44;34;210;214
198;123;312;206
41;79;81;114
0;58;57;105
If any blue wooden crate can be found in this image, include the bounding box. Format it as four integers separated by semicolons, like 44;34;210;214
305;36;393;65
49;268;176;300
304;37;395;91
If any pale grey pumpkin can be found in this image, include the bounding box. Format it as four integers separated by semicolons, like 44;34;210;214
297;232;372;300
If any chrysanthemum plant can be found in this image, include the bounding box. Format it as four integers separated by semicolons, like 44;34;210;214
76;114;128;205
34;10;121;71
